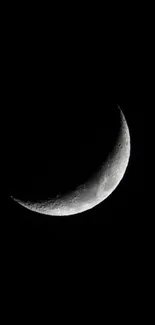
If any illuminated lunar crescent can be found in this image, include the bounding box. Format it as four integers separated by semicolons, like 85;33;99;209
11;108;131;216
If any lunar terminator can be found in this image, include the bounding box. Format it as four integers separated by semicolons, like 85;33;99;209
11;107;131;215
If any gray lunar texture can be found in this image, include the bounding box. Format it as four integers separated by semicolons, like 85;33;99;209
11;108;131;216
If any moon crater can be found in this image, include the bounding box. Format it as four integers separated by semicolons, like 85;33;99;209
10;106;130;215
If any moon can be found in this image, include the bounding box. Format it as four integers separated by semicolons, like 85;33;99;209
11;107;130;216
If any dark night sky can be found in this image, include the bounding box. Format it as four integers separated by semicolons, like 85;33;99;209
0;8;146;317
2;20;144;242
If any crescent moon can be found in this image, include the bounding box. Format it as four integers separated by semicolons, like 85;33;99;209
11;108;131;216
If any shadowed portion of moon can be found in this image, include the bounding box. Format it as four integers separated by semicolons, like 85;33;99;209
10;107;131;216
8;105;121;200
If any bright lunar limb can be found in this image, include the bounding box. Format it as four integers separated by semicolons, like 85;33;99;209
11;108;131;216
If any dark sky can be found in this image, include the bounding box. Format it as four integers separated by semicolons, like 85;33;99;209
2;23;144;241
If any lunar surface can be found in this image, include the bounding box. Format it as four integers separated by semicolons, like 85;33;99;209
11;107;131;216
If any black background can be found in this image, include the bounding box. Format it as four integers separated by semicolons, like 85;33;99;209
0;7;146;321
2;18;144;243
